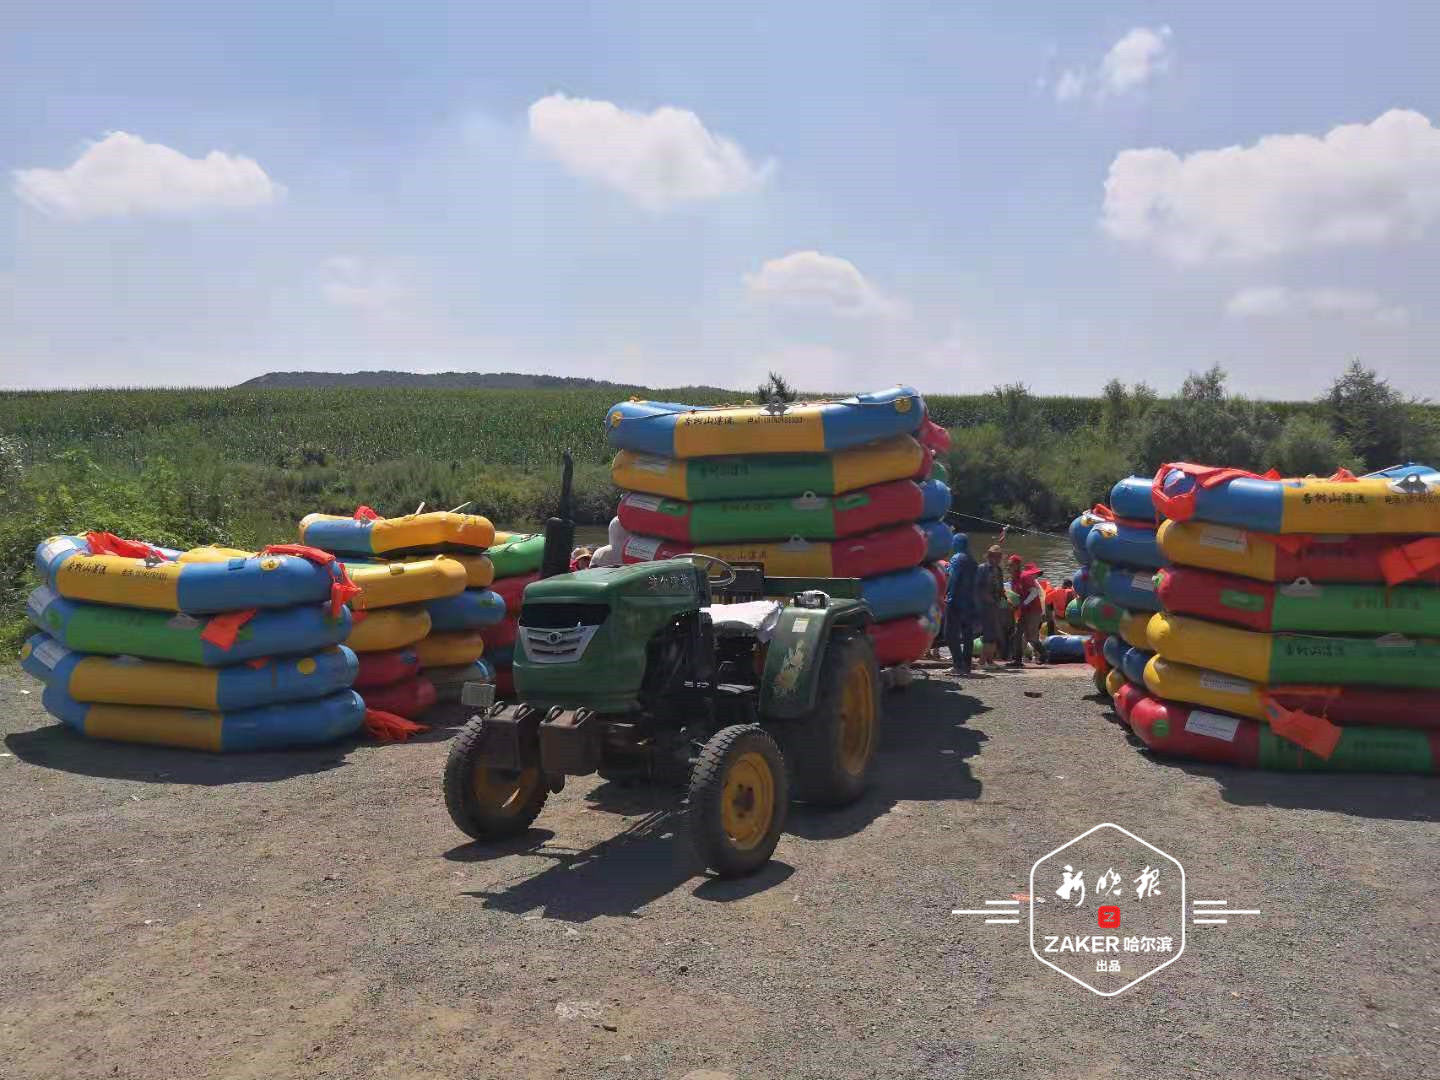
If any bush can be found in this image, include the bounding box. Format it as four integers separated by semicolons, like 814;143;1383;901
0;450;233;655
1269;415;1360;477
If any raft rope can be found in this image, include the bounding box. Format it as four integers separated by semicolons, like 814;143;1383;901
944;510;1066;538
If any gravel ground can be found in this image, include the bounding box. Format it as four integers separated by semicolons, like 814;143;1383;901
2;663;1438;1080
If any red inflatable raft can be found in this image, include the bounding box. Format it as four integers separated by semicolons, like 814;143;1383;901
1128;695;1440;772
867;613;936;667
481;616;518;652
621;523;931;580
354;647;422;689
1112;680;1147;725
361;675;437;719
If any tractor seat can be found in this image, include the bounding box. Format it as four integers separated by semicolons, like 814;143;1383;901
703;600;782;642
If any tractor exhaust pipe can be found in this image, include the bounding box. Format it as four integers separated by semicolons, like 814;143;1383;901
540;449;575;579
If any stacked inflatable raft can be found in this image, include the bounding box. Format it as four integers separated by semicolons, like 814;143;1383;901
606;386;954;667
1066;478;1167;696
298;510;505;713
1123;463;1440;772
19;534;364;751
478;531;546;698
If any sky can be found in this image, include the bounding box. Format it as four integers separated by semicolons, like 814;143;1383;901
2;1;1438;395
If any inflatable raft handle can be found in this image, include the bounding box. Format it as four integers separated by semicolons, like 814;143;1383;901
1375;633;1417;650
1277;577;1321;598
791;491;823;510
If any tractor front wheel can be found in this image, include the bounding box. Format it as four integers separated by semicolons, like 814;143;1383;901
686;725;788;878
444;715;548;841
788;633;880;806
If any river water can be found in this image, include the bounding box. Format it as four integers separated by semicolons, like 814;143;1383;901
961;529;1080;584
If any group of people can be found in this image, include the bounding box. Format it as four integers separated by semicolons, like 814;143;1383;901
941;530;1066;675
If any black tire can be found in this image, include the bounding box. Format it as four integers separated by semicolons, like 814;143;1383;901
686;725;788;878
443;714;548;840
787;633;881;806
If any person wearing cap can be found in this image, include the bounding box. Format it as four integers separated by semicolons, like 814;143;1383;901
944;532;978;674
1007;554;1048;667
569;546;593;572
972;542;1008;668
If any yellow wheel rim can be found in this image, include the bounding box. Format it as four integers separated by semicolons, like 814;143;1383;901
720;751;775;851
837;661;876;777
472;764;538;816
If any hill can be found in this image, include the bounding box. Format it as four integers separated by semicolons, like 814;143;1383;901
236;370;736;394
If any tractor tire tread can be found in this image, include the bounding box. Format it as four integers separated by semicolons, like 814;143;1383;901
787;632;880;807
443;714;546;840
686;724;788;878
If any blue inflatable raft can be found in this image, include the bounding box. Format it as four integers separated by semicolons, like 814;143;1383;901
1121;646;1156;686
605;386;925;458
1103;566;1162;613
22;634;357;710
27;587;352;666
36;535;342;614
424;588;508;632
860;566;942;622
1043;634;1087;663
1085;521;1165;570
41;685;366;751
921;519;954;562
1102;633;1127;670
1109;477;1158;522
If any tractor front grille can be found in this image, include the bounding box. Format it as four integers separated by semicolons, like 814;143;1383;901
520;623;601;664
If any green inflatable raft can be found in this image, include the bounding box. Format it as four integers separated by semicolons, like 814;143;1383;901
1148;611;1440;689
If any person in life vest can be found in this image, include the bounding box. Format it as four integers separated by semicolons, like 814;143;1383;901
1045;577;1075;636
1008;554;1048;667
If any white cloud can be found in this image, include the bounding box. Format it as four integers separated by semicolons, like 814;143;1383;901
744;251;905;319
319;257;412;312
1102;109;1440;263
1054;70;1087;102
1056;26;1172;102
1099;27;1174;96
13;132;281;220
527;93;772;210
1226;286;1409;326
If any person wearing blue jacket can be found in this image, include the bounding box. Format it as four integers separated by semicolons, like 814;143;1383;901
944;532;978;674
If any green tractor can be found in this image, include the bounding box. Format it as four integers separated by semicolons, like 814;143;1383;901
443;555;881;877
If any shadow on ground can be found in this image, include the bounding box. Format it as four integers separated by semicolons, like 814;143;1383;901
1166;759;1440;822
787;676;986;841
448;802;712;921
4;723;352;785
446;674;985;918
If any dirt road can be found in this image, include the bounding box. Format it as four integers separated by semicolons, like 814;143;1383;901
2;665;1437;1079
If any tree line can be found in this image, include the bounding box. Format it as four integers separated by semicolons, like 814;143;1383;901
938;361;1440;530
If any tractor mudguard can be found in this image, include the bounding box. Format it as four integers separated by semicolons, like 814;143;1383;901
760;599;870;718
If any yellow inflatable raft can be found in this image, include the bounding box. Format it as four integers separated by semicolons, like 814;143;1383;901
1118;611;1153;651
394;552;494;588
346;606;432;652
415;630;486;667
300;510;496;557
346;556;467;610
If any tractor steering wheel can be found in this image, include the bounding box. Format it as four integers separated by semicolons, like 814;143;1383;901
676;552;737;587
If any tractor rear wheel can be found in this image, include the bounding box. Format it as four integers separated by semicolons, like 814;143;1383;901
686;724;788;878
788;633;880;806
444;715;548;840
